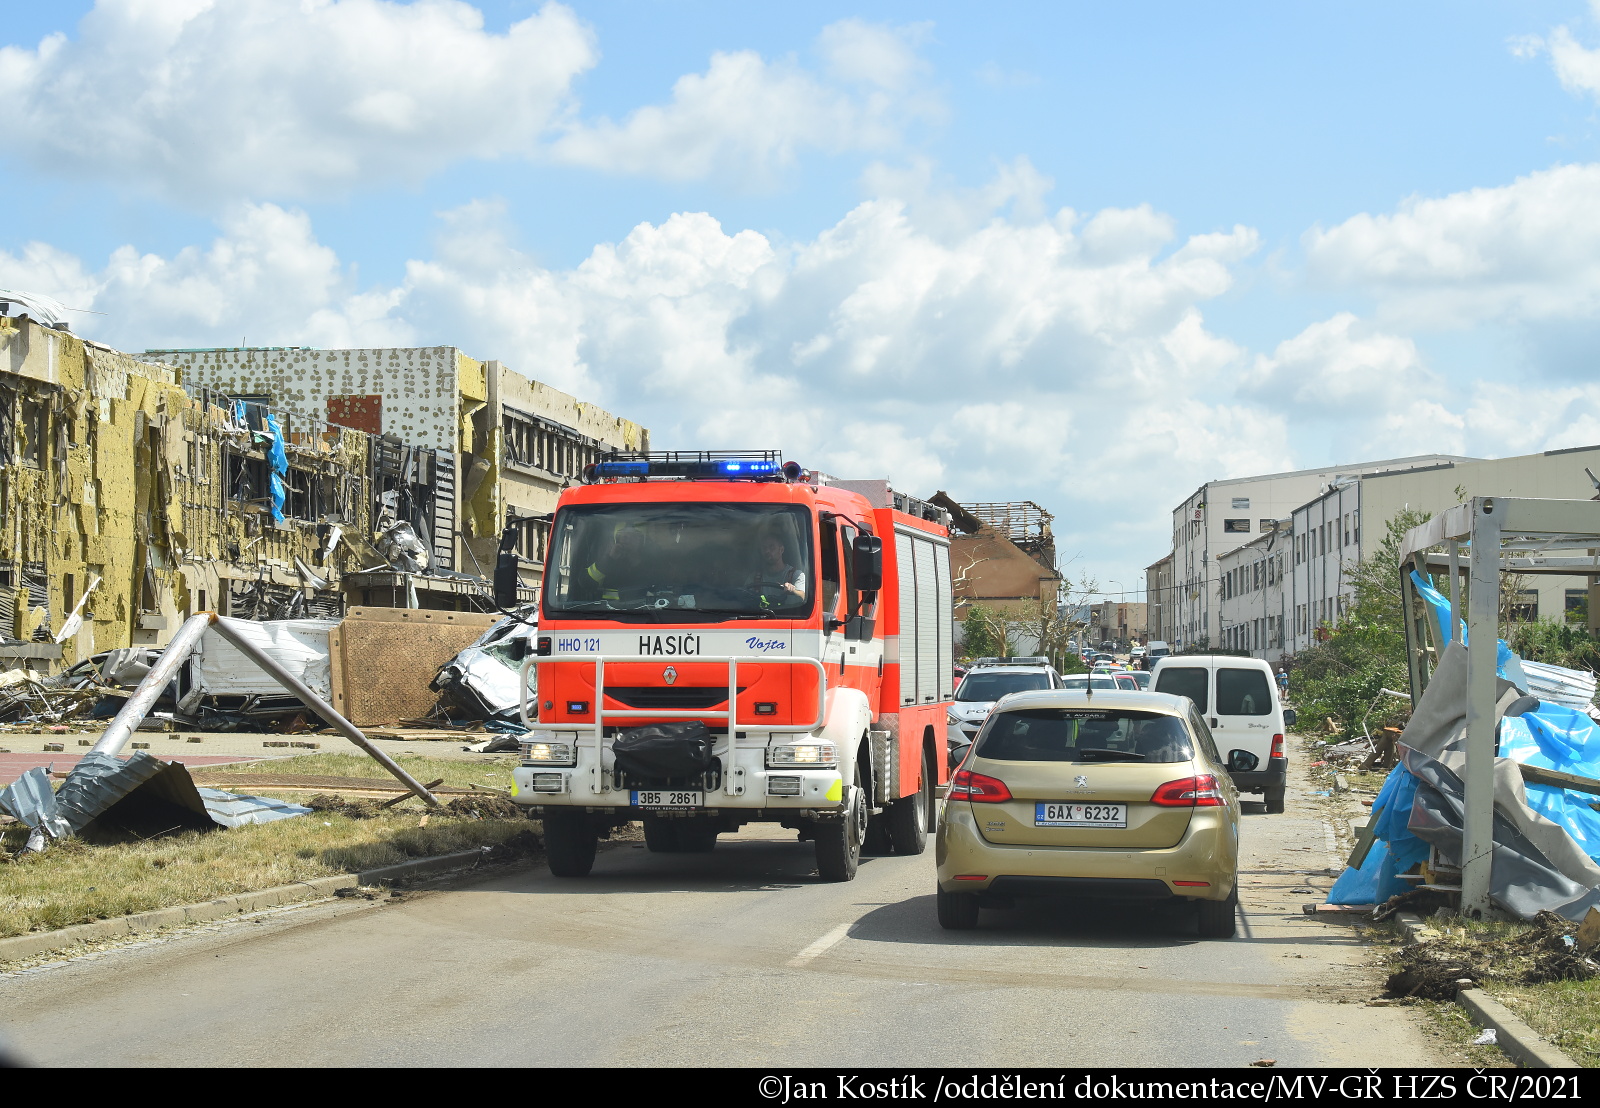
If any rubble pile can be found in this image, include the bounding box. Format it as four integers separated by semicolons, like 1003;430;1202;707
1384;910;1600;1001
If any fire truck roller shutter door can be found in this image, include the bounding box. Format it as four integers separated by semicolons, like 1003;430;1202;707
914;539;939;703
897;530;917;706
934;539;953;700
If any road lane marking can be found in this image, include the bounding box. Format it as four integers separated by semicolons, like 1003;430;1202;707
788;922;852;967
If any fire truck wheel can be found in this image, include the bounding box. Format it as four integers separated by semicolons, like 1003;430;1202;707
678;821;719;853
863;811;894;856
887;747;933;856
642;816;681;853
543;811;598;877
814;787;863;882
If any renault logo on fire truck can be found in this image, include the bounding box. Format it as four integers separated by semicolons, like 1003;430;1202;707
663;666;678;685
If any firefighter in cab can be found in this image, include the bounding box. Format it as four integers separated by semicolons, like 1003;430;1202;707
750;531;806;610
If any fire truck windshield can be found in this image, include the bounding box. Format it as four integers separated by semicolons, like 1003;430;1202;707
545;502;814;621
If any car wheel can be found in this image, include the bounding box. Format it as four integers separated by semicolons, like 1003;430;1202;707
543;811;599;877
936;885;981;930
815;787;864;882
1263;785;1286;814
888;747;934;856
642;816;681;853
1196;886;1239;939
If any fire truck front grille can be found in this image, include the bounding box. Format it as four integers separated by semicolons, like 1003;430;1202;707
606;686;746;710
614;761;723;793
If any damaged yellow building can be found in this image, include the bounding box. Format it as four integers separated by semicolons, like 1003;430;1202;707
0;307;652;675
0;314;521;674
145;345;650;604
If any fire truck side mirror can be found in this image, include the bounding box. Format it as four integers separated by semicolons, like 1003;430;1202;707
851;535;884;592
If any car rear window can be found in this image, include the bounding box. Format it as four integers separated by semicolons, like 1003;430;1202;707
1216;667;1272;715
1154;666;1209;713
1060;675;1116;690
956;672;1053;701
977;708;1195;764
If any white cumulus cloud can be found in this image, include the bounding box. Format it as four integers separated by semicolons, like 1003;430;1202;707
0;3;940;201
1303;163;1600;327
548;19;940;183
0;0;597;203
1248;312;1436;414
0;173;1279;579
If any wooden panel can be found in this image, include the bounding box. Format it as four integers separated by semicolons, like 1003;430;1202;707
330;609;500;725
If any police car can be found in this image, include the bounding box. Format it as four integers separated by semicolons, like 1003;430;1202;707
944;656;1064;764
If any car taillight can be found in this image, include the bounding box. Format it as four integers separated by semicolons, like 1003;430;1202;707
949;768;1013;803
1270;734;1285;761
1151;774;1224;807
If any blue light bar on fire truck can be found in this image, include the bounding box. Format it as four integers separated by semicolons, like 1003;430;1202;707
585;450;802;482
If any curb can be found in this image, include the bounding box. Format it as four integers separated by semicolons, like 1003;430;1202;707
1395;912;1580;1068
0;848;502;966
1395;910;1441;945
1458;988;1580;1069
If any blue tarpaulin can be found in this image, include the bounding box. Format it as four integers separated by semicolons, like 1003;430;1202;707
1328;580;1600;905
263;412;288;525
1327;762;1430;904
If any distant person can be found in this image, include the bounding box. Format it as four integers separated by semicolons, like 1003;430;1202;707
1277;668;1289;696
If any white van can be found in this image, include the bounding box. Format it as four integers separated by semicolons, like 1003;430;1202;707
1149;655;1295;812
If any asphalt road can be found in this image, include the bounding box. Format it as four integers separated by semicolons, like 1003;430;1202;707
1;744;1452;1068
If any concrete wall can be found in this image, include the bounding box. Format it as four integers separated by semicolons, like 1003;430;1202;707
152;347;463;451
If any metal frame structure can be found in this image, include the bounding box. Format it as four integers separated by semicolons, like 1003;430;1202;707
520;654;829;796
1397;496;1600;915
91;612;442;807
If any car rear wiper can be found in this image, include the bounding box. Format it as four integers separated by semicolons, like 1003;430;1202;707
1076;748;1146;762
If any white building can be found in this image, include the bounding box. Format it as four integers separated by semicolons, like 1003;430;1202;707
1217;530;1287;661
1167;454;1466;650
1283;445;1600;656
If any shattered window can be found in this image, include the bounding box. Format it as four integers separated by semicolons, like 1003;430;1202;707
20;398;46;468
227;453;270;505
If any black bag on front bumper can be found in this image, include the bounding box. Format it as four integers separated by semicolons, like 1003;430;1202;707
612;722;716;780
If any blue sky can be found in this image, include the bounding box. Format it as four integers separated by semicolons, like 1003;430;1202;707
5;1;1600;595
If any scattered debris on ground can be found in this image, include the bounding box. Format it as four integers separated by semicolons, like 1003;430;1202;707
1385;910;1600;1001
445;795;524;821
429;606;539;726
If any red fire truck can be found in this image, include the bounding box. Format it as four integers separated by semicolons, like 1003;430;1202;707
511;451;955;882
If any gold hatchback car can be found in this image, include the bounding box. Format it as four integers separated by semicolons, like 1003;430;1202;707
935;689;1243;937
